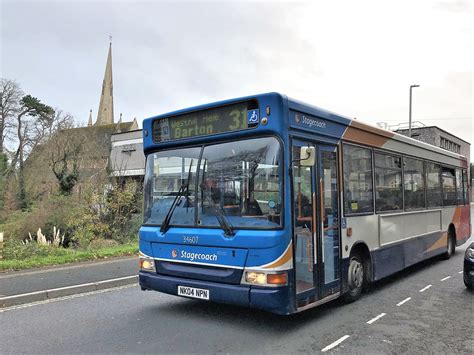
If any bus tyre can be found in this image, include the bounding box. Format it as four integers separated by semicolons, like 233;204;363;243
442;234;455;260
343;253;364;303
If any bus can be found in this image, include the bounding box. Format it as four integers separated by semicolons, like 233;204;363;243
138;93;471;315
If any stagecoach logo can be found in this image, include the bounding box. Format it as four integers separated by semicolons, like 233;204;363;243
295;113;327;129
171;249;179;258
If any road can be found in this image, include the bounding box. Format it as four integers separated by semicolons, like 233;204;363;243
1;241;473;353
0;256;137;297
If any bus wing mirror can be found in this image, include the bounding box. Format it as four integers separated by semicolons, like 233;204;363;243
300;146;315;166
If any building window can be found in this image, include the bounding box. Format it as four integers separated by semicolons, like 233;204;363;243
440;137;461;154
426;163;442;207
343;144;374;214
375;152;402;212
404;158;425;209
442;167;456;206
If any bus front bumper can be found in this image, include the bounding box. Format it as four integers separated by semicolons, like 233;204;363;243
139;271;292;315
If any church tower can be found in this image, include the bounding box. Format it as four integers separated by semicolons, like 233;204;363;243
96;40;114;125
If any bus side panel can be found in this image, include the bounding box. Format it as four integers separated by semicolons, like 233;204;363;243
371;230;444;281
443;205;471;246
341;215;379;259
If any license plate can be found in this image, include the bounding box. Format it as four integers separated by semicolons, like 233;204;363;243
177;286;209;300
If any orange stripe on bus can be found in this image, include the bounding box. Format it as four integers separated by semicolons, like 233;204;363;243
343;121;394;147
426;233;447;253
264;244;293;269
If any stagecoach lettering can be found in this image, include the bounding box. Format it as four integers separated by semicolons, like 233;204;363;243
301;115;326;129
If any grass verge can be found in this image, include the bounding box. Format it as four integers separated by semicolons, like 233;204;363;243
0;243;138;271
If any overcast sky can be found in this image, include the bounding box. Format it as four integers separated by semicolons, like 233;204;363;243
1;0;472;154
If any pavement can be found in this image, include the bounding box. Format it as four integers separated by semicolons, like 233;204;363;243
0;256;138;307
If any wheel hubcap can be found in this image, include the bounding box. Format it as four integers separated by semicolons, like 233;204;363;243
348;258;363;289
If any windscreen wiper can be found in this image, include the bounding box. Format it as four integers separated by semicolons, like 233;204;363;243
160;184;187;233
201;184;234;237
213;205;235;237
160;160;195;233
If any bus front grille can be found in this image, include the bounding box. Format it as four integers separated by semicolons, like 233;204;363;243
156;261;243;285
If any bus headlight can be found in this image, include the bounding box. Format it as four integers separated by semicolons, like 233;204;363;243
139;257;155;272
245;272;267;284
243;270;288;286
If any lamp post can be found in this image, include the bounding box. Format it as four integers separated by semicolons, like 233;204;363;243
409;84;420;137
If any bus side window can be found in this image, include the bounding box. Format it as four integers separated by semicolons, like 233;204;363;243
455;169;463;205
342;144;374;215
426;163;442;207
374;152;402;212
442;167;456;206
462;169;469;204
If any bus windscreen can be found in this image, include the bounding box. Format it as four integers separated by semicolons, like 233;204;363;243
152;101;258;142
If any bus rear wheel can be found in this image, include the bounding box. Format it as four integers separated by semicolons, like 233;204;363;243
343;253;364;303
442;232;456;260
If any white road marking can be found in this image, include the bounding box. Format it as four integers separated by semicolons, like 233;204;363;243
458;271;463;274
367;313;386;325
396;297;412;306
0;284;137;313
440;276;451;281
321;335;350;352
419;285;432;292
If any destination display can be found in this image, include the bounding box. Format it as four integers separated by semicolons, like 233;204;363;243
152;101;259;142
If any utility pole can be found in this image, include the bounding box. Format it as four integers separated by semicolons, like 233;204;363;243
409;84;420;137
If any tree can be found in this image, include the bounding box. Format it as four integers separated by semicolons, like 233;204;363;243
50;124;86;195
0;79;22;154
11;95;54;209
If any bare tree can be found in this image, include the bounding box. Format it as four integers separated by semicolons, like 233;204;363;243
0;79;22;154
38;109;75;142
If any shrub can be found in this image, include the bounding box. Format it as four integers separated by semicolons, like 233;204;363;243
1;195;82;246
2;238;66;260
69;180;142;246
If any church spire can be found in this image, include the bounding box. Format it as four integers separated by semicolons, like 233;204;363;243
96;38;114;125
88;109;93;126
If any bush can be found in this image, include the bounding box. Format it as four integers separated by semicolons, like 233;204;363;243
1;195;82;246
69;181;142;246
1;180;142;255
2;238;67;260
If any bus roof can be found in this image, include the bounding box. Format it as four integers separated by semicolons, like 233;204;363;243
286;95;467;162
143;92;467;162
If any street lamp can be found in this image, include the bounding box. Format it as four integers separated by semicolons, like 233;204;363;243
409;84;420;137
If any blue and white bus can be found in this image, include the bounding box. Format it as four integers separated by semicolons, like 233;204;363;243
139;93;471;315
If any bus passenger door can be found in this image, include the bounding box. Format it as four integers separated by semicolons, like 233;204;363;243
317;145;341;298
292;141;341;307
292;141;317;305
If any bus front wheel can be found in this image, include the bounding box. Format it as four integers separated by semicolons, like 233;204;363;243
343;253;365;303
